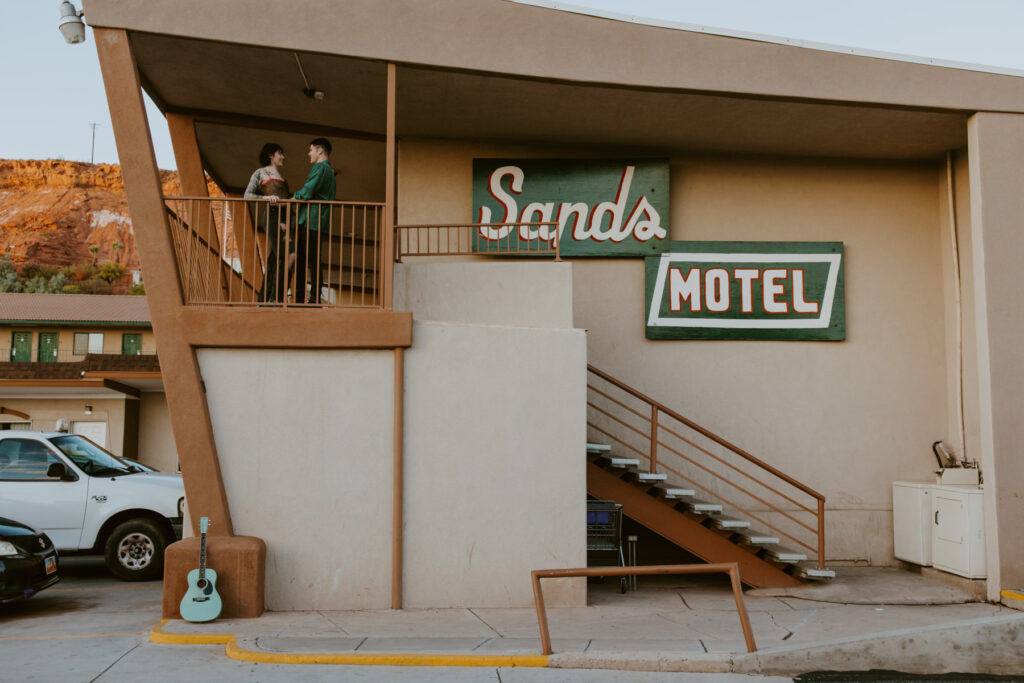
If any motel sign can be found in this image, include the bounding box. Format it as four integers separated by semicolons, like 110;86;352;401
645;242;845;341
472;158;670;257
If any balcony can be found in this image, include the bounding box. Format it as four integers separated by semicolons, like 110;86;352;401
0;352;159;380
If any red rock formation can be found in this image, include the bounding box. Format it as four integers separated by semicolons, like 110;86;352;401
0;159;220;285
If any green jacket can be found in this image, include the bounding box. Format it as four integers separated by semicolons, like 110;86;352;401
293;161;337;232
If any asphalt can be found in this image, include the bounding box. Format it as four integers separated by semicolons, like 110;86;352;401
3;560;1024;680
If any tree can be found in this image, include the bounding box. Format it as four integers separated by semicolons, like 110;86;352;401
0;257;22;293
112;241;123;264
89;244;100;265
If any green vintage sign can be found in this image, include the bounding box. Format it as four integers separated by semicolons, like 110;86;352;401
645;241;845;341
472;159;670;257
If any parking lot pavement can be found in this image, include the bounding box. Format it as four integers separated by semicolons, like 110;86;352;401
0;558;790;682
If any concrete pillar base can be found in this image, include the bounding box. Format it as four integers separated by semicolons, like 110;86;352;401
162;535;266;619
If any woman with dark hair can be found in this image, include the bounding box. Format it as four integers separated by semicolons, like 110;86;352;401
244;142;291;303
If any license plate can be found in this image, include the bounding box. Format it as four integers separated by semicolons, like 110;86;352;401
44;555;57;575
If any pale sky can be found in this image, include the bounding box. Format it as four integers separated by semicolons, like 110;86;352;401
2;0;1023;170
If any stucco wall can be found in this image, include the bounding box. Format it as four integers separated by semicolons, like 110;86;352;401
0;397;128;454
138;392;178;472
198;348;395;610
398;138;959;566
199;304;586;609
402;320;587;607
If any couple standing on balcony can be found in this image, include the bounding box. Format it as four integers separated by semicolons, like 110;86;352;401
244;137;337;304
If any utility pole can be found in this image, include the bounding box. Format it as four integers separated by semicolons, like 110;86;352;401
88;123;99;164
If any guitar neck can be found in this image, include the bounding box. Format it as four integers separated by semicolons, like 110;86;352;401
198;528;207;581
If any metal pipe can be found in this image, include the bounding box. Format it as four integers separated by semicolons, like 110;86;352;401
391;346;405;609
531;563;756;655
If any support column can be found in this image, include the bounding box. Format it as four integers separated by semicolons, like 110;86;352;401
382;63;396;310
94;28;234;537
966;112;1024;602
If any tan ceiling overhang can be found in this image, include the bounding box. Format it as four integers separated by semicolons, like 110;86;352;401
82;0;1024;190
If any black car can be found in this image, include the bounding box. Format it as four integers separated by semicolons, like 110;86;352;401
0;517;60;603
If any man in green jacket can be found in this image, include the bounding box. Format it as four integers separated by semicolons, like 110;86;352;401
293;137;337;303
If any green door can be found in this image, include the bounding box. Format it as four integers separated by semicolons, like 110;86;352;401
10;332;31;362
122;333;142;355
38;332;58;362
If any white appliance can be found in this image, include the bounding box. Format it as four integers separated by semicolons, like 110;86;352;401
930;485;986;578
892;481;933;566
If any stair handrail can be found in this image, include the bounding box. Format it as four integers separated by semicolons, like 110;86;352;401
587;364;824;501
588;363;826;569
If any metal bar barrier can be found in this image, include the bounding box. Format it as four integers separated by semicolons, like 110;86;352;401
395;222;561;260
531;563;756;655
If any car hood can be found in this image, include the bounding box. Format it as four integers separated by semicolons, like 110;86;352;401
0;517;39;538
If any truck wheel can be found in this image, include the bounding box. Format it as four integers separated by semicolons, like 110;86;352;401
104;519;166;581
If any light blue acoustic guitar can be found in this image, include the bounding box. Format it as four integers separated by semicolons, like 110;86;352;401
179;516;222;623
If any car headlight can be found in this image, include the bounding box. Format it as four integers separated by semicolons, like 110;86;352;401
0;541;18;556
177;497;185;517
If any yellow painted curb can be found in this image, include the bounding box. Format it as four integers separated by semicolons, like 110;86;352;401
225;639;549;668
150;620;549;667
1001;589;1024;603
149;619;234;645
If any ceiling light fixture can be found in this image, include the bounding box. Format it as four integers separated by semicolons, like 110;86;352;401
294;53;325;101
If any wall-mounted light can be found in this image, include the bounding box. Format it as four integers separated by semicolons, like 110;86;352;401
84;404;93;415
58;1;86;45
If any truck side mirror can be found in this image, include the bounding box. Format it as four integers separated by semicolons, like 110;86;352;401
46;462;77;481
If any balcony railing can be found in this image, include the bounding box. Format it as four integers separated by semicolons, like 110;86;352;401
2;349;148;363
163;197;385;308
395;222;561;261
0;353;159;379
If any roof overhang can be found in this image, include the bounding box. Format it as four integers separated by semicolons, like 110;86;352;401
82;0;1024;190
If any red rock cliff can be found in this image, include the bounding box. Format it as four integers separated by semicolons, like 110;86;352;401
0;159;216;272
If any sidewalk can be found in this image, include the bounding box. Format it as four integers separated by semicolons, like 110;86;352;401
156;568;1024;676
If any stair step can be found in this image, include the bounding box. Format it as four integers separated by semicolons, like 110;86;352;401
634;471;667;482
707;515;750;530
586;443;611;454
765;546;808;563
653;485;696;500
793;564;836;580
679;499;723;514
605;457;640;469
735;529;780;546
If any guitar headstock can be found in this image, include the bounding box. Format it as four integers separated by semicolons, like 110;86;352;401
199;516;210;535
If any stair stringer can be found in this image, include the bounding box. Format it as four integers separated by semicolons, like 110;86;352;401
587;461;801;589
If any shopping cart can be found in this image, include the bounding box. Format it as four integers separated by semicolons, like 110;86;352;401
586;500;628;593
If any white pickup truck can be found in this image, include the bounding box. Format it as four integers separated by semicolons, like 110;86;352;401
0;432;184;580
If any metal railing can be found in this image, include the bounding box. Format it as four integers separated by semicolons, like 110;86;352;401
395;222;561;261
587;364;826;569
163;197;385;308
531;563;756;654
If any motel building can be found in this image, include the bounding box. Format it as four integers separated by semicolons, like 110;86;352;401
81;0;1024;615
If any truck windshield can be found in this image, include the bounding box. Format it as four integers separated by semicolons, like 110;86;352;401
49;435;135;477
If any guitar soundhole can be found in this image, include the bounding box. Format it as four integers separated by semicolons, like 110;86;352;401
197;579;207;589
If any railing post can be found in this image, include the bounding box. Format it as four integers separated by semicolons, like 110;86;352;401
650;404;658;474
818;498;826;569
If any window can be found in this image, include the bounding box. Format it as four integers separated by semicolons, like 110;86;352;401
73;332;104;355
121;333;142;355
0;439;63;480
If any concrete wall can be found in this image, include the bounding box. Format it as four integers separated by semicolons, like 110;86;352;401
0;327;155;361
197;258;586;609
138;392;178;472
967;112;1024;600
398;138;961;566
402;320;587;607
0;397;128;454
198;348;395;610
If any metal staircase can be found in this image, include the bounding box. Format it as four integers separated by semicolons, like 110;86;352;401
586;366;834;588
